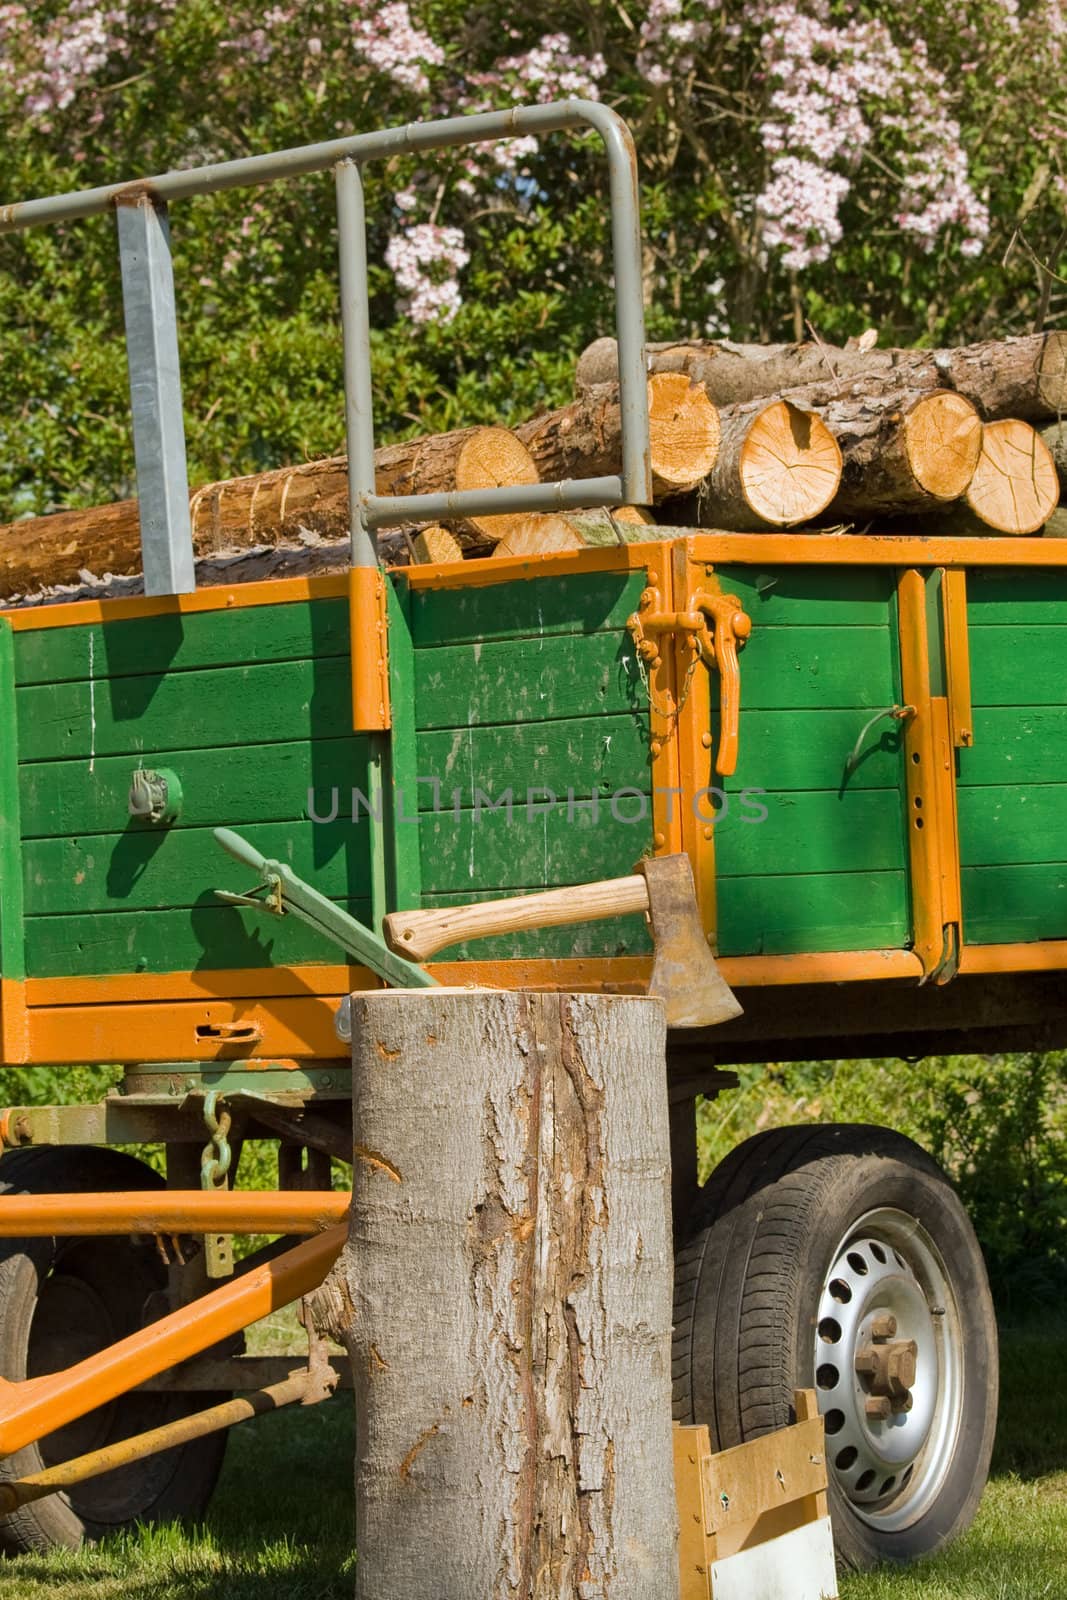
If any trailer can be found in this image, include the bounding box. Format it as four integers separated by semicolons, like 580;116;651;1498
0;102;1059;1572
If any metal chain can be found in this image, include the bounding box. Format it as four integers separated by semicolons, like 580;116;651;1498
200;1090;232;1191
633;637;702;730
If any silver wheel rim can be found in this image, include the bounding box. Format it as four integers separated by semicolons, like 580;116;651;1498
813;1206;965;1532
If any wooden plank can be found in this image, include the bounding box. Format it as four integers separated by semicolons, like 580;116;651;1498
716;871;909;957
674;1425;715;1600
714;789;907;878
970;627;1067;706
24;900;371;979
966;567;1067;622
702;1416;826;1559
961;864;1067;942
415;714;651;810
723;709;904;792
958;785;1067;866
16;656;352;762
18;735;366;840
957;708;1067;786
713;564;895;625
13;597;349;687
415;631;645;730
407;569;646;648
0;622;25;982
730;627;896;711
417;800;653;896
384;580;421;912
710;1517;837;1600
23;818;370;916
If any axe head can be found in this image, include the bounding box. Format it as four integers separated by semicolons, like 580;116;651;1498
636;855;743;1028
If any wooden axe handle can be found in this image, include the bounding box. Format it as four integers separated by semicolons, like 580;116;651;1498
382;875;650;962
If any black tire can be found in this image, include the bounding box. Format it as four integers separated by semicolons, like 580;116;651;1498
673;1123;998;1570
0;1146;228;1553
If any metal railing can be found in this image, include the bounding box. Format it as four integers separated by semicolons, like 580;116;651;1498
0;101;651;595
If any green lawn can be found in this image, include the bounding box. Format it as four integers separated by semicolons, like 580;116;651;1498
0;1317;1062;1599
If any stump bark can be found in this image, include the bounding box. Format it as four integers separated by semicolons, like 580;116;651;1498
332;987;678;1600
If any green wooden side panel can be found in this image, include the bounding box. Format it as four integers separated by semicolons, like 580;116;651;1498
713;566;896;626
14;598;350;687
407;570;647;648
969;628;1065;706
25;900;372;978
962;865;1067;942
16;657;352;763
0;621;25;980
711;568;908;957
960;574;1067;943
415;714;650;809
418;802;654;897
415;631;644;730
965;568;1067;623
18;736;367;839
717;872;909;955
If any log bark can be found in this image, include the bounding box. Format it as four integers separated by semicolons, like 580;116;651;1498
491;505;656;559
1040;419;1067;483
683;398;842;529
516;372;719;498
959;419;1059;533
0;424;536;599
829;388;983;517
331;987;678;1600
577;331;1067;421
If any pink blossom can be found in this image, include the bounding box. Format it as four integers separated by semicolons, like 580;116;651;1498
351;2;444;97
385;223;470;324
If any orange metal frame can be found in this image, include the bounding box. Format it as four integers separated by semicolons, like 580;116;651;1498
0;1189;348;1236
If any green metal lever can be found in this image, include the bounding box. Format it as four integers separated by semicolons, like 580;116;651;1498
212;827;438;990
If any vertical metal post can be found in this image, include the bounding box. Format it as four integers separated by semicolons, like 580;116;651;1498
115;194;196;596
334;159;378;569
335;158;390;928
604;129;652;507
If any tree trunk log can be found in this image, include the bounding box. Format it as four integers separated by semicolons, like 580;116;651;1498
576;332;1067;421
0;424;536;599
680;398;841;530
939;419;1060;534
1040;420;1067;485
516;372;719;498
829;389;982;517
331;987;678;1600
491;506;656;558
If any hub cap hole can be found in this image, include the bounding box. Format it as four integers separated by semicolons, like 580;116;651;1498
829;1278;852;1304
835;1446;858;1471
847;1250;869;1275
824;1409;845;1437
870;1242;887;1264
816;1363;839;1390
856;1469;877;1493
818;1317;842;1343
880;1476;897;1496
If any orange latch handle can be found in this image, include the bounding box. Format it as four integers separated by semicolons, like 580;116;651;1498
695;593;751;778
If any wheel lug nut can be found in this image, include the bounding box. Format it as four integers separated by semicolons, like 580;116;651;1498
865;1396;893;1421
871;1314;898;1342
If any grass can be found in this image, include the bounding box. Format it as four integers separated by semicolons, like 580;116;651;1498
0;1316;1062;1598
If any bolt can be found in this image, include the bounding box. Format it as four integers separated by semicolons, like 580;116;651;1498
865;1396;893;1421
701;732;712;749
891;1392;914;1416
871;1314;898;1342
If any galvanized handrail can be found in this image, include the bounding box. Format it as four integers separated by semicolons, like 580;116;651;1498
0;101;651;593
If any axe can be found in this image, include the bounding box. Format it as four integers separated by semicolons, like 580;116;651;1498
382;854;742;1028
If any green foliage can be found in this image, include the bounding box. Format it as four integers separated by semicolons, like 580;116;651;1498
697;1051;1067;1308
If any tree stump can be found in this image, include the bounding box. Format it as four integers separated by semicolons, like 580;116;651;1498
333;987;678;1600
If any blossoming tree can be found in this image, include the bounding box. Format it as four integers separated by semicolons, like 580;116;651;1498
0;0;1064;515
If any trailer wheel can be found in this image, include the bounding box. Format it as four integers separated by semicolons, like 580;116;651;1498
672;1123;998;1570
0;1146;229;1552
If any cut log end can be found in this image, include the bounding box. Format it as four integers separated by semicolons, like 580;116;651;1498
904;390;983;502
1038;330;1067;416
647;372;720;494
491;515;584;559
738;400;842;526
965;419;1060;534
410;525;465;565
455;427;539;542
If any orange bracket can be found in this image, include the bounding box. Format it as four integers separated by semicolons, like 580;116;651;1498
349;565;391;731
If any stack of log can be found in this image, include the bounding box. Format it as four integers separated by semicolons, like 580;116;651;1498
2;329;1066;600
